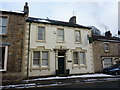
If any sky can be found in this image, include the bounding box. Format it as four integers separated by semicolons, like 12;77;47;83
0;0;119;35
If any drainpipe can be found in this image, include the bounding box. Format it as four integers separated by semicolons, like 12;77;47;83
27;22;31;77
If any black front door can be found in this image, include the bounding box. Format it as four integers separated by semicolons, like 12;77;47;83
58;51;65;75
58;57;65;74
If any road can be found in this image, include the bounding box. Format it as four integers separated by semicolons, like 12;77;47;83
48;80;120;88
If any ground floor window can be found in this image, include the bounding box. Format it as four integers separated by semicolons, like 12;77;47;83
102;58;113;68
32;51;49;67
73;52;86;65
0;46;8;71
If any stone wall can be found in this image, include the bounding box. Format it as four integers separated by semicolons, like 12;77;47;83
1;12;26;80
93;41;120;72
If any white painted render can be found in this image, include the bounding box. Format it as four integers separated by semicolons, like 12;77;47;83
25;22;94;77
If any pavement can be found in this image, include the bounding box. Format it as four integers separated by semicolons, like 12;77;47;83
1;73;120;89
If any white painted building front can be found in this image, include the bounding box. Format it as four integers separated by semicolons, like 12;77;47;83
23;16;94;77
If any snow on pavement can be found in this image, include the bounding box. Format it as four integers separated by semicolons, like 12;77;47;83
24;73;113;82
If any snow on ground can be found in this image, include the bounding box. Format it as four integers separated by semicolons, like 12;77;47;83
24;73;113;82
1;74;119;89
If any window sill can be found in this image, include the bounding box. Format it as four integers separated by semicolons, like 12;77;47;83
36;40;46;43
80;64;87;68
104;50;110;53
75;42;81;44
31;66;50;71
0;34;7;37
57;41;65;43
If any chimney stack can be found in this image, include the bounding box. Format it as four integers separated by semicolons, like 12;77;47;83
105;31;112;37
69;16;76;25
23;2;29;16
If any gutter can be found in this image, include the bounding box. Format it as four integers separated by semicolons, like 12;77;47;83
27;22;31;77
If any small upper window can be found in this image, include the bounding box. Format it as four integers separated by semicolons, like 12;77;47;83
75;30;81;43
57;29;64;42
38;27;45;41
103;43;109;52
0;16;8;35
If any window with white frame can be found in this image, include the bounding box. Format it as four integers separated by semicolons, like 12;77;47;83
0;46;8;71
103;43;109;52
75;30;81;43
80;52;86;65
57;29;64;42
103;58;113;68
38;27;45;41
42;51;48;66
33;51;49;67
0;16;8;35
73;52;86;65
73;52;79;64
33;51;40;66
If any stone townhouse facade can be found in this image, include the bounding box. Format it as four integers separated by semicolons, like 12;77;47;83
92;32;120;73
0;3;29;81
22;16;94;77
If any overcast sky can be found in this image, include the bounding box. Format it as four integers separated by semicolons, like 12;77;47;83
0;0;119;35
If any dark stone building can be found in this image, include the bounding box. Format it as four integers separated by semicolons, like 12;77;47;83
92;31;120;72
0;3;29;81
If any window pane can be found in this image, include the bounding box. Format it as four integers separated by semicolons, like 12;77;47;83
103;58;112;68
38;27;45;40
0;27;7;34
42;52;48;66
73;52;79;64
0;47;5;69
33;51;40;66
58;36;64;41
104;43;109;51
80;52;86;64
57;29;64;42
42;60;48;66
75;31;80;42
2;17;7;26
42;52;48;59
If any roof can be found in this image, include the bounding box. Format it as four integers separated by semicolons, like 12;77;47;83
26;17;91;29
0;9;25;15
93;35;120;43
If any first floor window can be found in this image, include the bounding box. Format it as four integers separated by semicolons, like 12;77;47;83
0;16;8;35
38;27;45;41
33;51;49;67
57;29;64;42
103;43;109;52
0;46;8;71
103;58;112;68
75;30;81;43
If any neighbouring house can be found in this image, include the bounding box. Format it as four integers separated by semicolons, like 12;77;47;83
0;3;29;81
22;16;94;77
92;31;120;73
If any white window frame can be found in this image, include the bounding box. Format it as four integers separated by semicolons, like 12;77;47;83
103;42;109;52
0;46;8;71
37;26;45;42
32;51;49;68
102;58;113;68
73;51;86;66
57;28;64;42
75;30;81;43
0;16;8;35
